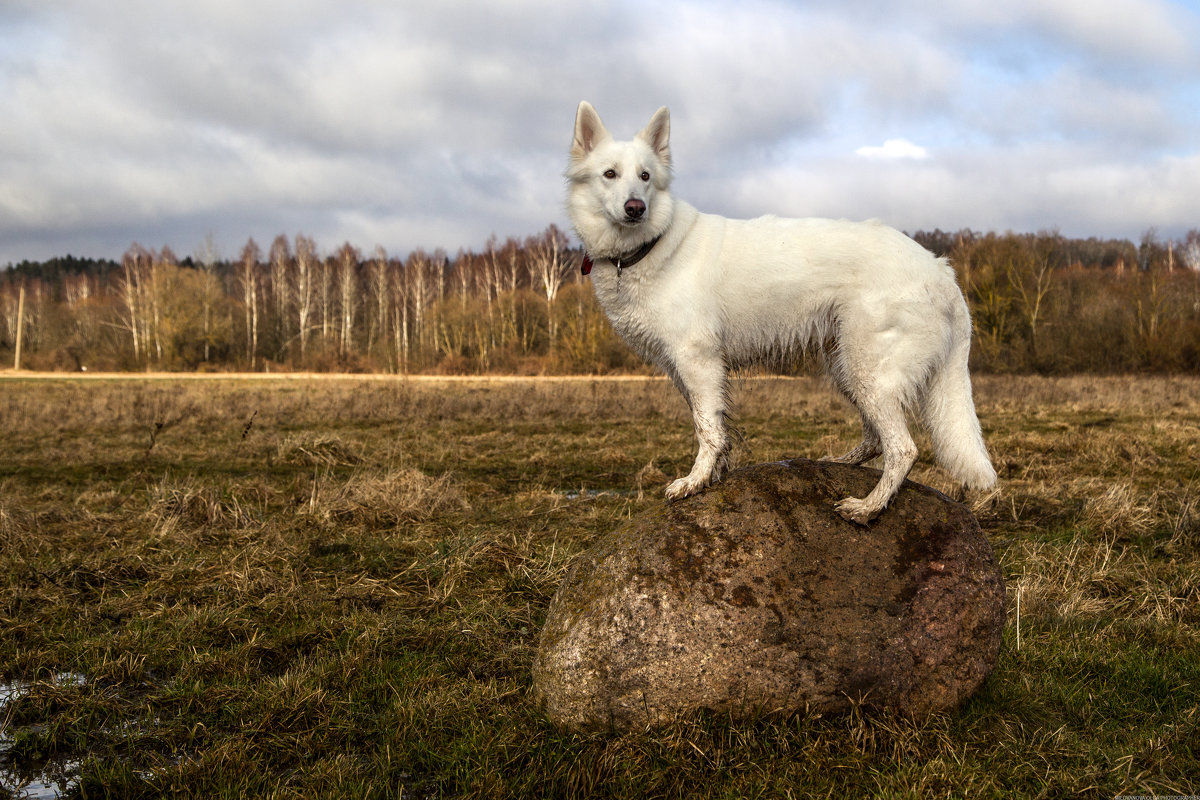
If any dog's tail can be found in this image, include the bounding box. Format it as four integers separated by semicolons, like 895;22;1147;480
921;313;997;491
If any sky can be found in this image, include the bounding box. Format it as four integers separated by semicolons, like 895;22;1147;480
2;0;1199;266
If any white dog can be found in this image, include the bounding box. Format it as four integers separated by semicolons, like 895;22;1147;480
567;102;996;523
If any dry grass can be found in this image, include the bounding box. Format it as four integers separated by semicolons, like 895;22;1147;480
311;468;471;525
0;373;1197;798
278;434;366;467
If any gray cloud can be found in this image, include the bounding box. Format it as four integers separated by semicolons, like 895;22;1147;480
2;0;1198;265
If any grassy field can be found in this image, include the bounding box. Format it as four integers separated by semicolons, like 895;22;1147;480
0;373;1197;799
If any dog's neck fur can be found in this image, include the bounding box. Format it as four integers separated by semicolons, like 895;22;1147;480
583;201;700;295
569;190;675;261
583;234;662;276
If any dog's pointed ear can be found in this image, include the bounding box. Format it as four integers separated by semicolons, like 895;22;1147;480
637;106;671;167
572;101;610;160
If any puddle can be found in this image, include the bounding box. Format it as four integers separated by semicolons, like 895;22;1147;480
0;673;86;799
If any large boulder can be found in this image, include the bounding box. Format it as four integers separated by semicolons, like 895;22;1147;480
532;458;1005;732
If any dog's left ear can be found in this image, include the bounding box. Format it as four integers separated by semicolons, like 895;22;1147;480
637;106;671;167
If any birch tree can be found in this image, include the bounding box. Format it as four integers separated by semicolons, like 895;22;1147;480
148;247;176;363
318;252;333;345
335;242;360;357
1182;230;1200;273
366;246;389;359
239;238;261;367
389;255;411;372
117;244;154;363
527;224;571;351
195;233;220;363
269;235;292;357
408;249;431;358
1;283;19;349
294;234;317;358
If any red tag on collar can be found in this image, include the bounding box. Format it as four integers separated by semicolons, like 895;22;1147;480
581;254;594;275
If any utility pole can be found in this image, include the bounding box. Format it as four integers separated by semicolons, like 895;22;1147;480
14;285;25;370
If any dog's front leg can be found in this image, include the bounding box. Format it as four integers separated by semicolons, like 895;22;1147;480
665;358;730;500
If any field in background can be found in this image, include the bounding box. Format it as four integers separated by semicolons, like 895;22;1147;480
1;374;1197;798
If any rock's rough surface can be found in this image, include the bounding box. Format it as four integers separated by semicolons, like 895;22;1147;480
532;458;1005;732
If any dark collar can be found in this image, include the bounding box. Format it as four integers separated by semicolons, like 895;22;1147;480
581;235;662;276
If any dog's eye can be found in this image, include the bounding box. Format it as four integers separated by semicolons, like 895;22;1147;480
603;169;617;179
640;171;650;181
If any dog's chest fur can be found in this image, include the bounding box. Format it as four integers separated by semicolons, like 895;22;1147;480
590;266;675;367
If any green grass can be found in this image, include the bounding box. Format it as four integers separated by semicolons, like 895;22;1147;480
1;374;1198;798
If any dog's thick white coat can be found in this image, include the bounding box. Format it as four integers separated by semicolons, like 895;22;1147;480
567;102;996;523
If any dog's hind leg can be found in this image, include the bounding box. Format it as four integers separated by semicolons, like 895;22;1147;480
821;363;881;465
825;410;882;465
833;396;916;525
665;359;731;500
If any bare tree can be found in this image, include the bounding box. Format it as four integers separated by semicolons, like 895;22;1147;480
528;225;571;303
504;237;525;294
486;236;526;348
117;248;142;362
196;233;221;363
389;255;411;372
434;248;447;308
1139;228;1165;272
12;284;24;370
451;248;472;312
294;234;317;358
408;249;432;358
318;252;333;345
482;235;501;308
269;235;292;356
1;283;20;349
1182;229;1200;273
527;224;572;351
117;244;154;363
149;247;177;363
1004;233;1059;366
334;242;360;357
1136;272;1164;344
239;238;261;367
62;273;94;307
366;246;389;358
482;235;504;352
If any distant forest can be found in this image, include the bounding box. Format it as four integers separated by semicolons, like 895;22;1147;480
3;225;1200;374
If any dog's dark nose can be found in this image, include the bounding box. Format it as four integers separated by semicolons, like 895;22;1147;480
624;199;646;220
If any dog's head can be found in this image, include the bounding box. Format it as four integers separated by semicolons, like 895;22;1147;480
566;102;674;256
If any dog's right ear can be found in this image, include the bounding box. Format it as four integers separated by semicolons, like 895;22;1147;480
572;101;610;160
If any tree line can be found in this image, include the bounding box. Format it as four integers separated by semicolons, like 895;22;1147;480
3;226;1200;374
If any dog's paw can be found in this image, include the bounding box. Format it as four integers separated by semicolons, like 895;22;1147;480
834;496;877;526
665;475;706;500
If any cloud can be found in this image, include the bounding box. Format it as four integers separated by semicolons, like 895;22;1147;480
1;0;1198;265
855;139;931;160
723;140;1200;241
958;0;1198;67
